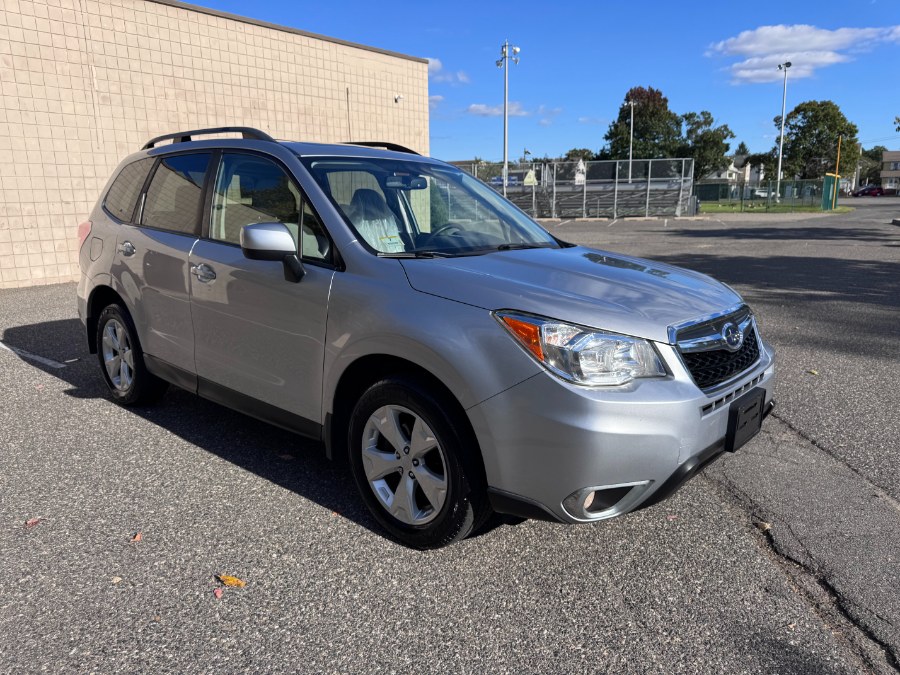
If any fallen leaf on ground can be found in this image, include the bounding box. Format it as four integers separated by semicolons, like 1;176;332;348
756;521;772;532
216;574;246;588
111;576;122;584
806;369;819;376
787;622;797;630
24;517;42;528
213;588;224;599
666;515;678;521
131;532;142;542
332;511;340;517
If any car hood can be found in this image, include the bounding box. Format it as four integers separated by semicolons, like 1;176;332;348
399;246;742;344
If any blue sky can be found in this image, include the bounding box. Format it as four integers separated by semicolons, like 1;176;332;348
200;0;900;161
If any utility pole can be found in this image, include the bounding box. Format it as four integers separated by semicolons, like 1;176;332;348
628;99;635;184
496;40;520;197
776;61;792;201
832;135;842;209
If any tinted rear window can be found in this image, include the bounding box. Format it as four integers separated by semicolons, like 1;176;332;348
142;153;211;235
104;158;154;222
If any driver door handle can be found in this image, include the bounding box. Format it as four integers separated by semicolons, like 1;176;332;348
190;263;216;283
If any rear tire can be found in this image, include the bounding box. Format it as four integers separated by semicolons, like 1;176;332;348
348;375;489;549
96;303;167;406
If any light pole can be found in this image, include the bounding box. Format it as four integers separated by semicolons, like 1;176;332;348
496;40;520;197
627;99;635;184
776;61;792;201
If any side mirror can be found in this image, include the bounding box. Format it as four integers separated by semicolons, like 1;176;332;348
240;222;305;283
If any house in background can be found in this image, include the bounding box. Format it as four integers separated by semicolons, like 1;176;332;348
703;155;764;185
881;150;900;194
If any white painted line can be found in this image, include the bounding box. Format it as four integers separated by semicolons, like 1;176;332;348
556;219;573;228
607;219;618;227
0;341;67;369
664;219;668;228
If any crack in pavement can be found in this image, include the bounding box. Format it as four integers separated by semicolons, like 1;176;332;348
706;419;900;674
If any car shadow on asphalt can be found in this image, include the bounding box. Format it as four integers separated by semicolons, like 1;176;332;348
2;318;509;544
671;225;897;243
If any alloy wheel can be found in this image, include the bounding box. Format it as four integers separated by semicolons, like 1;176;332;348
361;404;449;526
101;318;134;391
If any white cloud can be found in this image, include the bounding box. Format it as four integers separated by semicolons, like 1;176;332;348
466;102;528;117
709;24;900;83
536;105;562;127
577;116;606;126
427;57;470;84
428;95;444;110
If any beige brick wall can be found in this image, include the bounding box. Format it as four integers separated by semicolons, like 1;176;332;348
0;0;429;289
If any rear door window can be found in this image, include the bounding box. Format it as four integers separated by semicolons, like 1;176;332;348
141;153;211;236
103;158;154;223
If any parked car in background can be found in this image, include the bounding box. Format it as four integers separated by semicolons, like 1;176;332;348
852;185;884;197
77;126;776;549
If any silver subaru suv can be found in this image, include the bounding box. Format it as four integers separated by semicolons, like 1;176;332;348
77;127;775;548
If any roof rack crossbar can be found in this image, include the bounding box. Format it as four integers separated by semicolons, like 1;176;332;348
343;141;421;155
142;126;276;150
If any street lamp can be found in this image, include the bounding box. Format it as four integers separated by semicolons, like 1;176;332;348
776;61;792;201
496;40;520;197
627;99;635;184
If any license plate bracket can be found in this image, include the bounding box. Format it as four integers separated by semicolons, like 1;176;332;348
725;388;766;453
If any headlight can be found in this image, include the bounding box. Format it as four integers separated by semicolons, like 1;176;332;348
494;311;667;386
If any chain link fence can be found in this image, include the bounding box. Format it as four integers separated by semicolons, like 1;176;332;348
453;159;695;219
694;179;826;213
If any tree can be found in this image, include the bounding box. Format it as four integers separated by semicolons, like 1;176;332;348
744;151;777;182
735;141;750;156
679;111;735;179
859;145;886;185
895;116;900;132
777;100;860;178
563;148;596;162
602;87;683;159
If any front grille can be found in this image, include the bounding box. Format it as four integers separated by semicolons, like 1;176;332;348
681;325;760;389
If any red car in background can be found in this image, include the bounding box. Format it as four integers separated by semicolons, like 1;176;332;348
852;185;884;197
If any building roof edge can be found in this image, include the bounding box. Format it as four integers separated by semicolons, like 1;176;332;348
145;0;429;64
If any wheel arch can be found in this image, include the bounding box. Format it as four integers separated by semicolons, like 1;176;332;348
327;354;488;488
85;285;127;354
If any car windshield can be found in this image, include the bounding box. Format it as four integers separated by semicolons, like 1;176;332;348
299;156;559;256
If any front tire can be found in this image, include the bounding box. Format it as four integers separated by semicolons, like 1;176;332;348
348;376;489;549
96;303;167;406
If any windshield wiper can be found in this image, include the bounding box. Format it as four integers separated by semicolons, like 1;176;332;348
494;243;553;251
377;250;455;258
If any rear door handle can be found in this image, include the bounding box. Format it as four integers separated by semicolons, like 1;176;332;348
117;241;136;257
190;263;216;283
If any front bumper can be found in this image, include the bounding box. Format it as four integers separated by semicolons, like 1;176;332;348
467;341;776;523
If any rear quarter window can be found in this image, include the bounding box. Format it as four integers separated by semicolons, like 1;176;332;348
141;153;211;235
103;158;155;222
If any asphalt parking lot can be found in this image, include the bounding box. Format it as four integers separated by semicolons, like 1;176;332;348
1;200;898;673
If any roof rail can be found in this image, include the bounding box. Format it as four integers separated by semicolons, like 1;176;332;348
343;141;421;155
142;126;276;150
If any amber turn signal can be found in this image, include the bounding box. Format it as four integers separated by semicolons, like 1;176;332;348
500;315;544;361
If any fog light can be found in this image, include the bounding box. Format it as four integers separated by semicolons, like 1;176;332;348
562;480;652;521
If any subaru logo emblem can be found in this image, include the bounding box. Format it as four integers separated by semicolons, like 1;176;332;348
721;322;744;351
